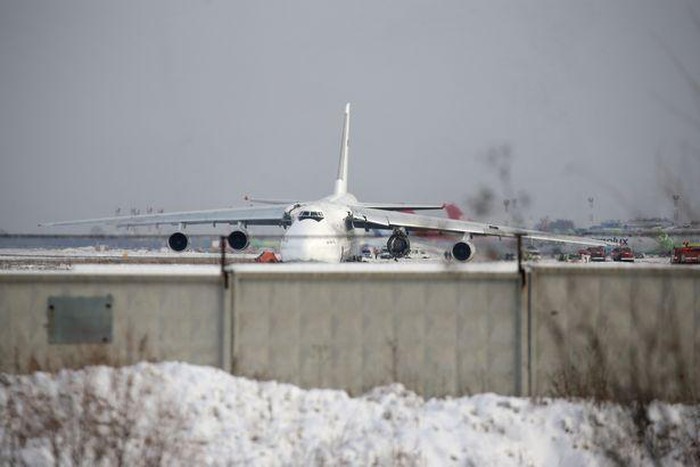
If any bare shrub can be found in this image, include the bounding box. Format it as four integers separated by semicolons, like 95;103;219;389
544;310;700;464
548;325;614;401
19;328;154;375
546;315;695;404
0;366;201;465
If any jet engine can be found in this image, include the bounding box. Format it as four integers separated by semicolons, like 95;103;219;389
168;232;189;252
451;240;476;262
387;230;411;258
227;229;250;251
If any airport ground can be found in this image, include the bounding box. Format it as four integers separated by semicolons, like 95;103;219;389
0;233;681;270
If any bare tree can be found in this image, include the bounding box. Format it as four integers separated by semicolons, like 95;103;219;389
654;4;700;223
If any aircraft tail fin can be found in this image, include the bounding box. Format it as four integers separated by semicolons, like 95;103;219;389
334;103;351;196
444;203;464;220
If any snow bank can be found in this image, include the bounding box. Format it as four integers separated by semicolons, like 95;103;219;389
1;363;698;466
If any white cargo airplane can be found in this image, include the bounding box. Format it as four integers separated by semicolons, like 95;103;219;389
42;103;608;262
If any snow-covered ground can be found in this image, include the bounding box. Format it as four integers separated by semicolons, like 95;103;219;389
0;246;228;260
1;362;698;466
0;246;259;272
0;245;678;266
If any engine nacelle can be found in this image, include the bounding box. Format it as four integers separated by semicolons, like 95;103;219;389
168;232;189;252
451;240;476;262
387;230;411;258
228;229;250;251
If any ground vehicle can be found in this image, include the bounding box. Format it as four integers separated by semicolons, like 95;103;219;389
587;246;606;262
611;246;634;262
671;243;700;264
524;246;542;261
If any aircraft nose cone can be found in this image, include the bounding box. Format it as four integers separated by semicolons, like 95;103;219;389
280;220;341;262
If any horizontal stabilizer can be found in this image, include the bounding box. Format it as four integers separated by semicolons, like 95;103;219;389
356;203;445;211
244;195;299;205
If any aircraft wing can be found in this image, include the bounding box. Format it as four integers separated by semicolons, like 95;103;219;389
41;204;292;228
351;206;610;247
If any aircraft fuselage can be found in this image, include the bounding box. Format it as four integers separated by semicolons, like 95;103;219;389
280;194;359;262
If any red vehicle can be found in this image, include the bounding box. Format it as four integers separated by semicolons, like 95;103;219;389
611;246;634;262
671;243;700;264
586;246;606;262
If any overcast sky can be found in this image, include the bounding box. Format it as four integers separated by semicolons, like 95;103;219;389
1;0;699;233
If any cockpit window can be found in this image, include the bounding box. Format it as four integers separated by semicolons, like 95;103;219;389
298;210;324;221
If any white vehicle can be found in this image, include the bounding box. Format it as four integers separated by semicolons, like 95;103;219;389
42;104;608;262
524;246;542;261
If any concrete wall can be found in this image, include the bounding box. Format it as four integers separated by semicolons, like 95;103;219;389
229;265;522;397
0;269;225;373
2;263;699;401
529;264;700;401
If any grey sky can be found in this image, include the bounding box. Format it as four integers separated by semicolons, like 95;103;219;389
1;0;699;233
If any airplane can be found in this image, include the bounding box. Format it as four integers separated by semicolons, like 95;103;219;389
42;103;610;262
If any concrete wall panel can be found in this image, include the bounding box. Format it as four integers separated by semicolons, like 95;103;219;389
0;272;223;373
228;267;522;398
530;266;700;401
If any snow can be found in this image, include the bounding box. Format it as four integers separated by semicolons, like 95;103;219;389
68;264;222;276
2;246;687;274
1;362;698;466
0;262;223;277
226;261;521;275
0;246;213;258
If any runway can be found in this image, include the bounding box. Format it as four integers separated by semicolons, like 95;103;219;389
0;247;259;270
0;245;679;271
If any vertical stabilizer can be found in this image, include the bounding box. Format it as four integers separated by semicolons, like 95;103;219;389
334;103;351;196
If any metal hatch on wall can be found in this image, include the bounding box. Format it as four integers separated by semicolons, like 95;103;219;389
47;295;114;344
